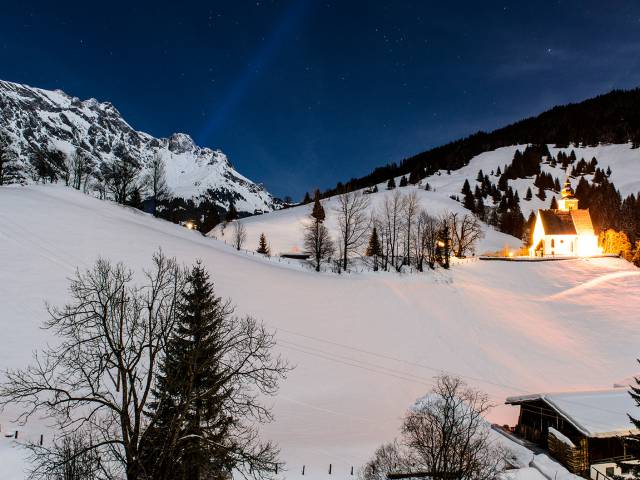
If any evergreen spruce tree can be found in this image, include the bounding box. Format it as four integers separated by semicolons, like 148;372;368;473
365;226;383;271
311;190;325;222
199;207;221;234
497;173;509;192
525;187;532;201
302;192;311;204
387;177;396;190
537;186;546;201
143;263;235;480
463;190;476;212
408;168;421;185
461;179;472;196
399;176;408;187
257;233;270;256
225;203;238;222
550;196;559;209
475;196;485;220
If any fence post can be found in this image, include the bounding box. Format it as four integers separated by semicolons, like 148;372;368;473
329;464;332;475
39;434;43;446
302;465;305;475
14;430;18;439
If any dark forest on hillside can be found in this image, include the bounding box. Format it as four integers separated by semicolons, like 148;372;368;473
318;88;640;199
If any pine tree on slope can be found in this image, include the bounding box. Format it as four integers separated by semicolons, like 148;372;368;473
365;226;383;271
311;189;325;222
142;263;286;480
257;233;270;256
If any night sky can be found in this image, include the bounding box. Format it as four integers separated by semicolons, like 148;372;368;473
2;1;640;198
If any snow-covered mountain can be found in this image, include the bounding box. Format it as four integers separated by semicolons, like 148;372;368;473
0;79;279;213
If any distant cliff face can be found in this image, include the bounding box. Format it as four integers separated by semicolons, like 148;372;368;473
0;79;279;213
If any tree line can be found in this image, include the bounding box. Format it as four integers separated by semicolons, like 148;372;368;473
302;189;483;273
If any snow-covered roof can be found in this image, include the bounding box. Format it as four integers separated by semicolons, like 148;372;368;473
506;388;640;438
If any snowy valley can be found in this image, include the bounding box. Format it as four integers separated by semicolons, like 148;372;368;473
1;184;639;479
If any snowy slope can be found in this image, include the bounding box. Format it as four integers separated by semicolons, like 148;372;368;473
1;185;639;478
0;79;278;213
219;183;522;257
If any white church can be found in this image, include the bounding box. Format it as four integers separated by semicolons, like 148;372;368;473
529;179;599;257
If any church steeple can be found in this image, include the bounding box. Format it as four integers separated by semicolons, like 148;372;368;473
558;177;578;211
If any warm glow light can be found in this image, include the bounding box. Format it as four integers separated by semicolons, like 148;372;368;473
185;221;194;230
437;240;445;247
528;206;599;258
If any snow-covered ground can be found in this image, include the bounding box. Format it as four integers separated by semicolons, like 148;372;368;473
1;184;639;478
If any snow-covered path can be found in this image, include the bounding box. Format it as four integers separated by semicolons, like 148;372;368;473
1;185;639;479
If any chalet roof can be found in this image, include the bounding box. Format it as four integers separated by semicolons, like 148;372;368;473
538;209;595;236
506;388;640;438
539;210;576;235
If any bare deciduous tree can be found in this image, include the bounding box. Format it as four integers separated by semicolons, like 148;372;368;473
413;211;439;271
303;218;335;272
377;190;405;271
68;148;91;190
144;153;170;215
401;191;420;265
447;212;485;258
27;431;103;480
232;221;247;251
359;441;410;480
401;375;503;480
0;251;183;480
334;191;370;270
102;151;139;204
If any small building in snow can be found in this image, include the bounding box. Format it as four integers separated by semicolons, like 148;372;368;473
529;179;599;257
506;388;639;476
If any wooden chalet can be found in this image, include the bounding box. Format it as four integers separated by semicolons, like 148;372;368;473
506;389;639;476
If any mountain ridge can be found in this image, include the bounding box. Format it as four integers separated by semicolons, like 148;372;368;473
0;78;279;214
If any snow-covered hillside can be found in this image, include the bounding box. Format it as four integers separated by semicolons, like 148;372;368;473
0;79;278;213
227;143;639;257
422;143;640;218
1;185;639;479
221;182;521;257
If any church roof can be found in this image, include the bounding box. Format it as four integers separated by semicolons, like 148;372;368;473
570;209;595;235
538;209;595;236
539;210;576;235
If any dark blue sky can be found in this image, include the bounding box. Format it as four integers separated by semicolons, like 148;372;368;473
2;1;640;198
